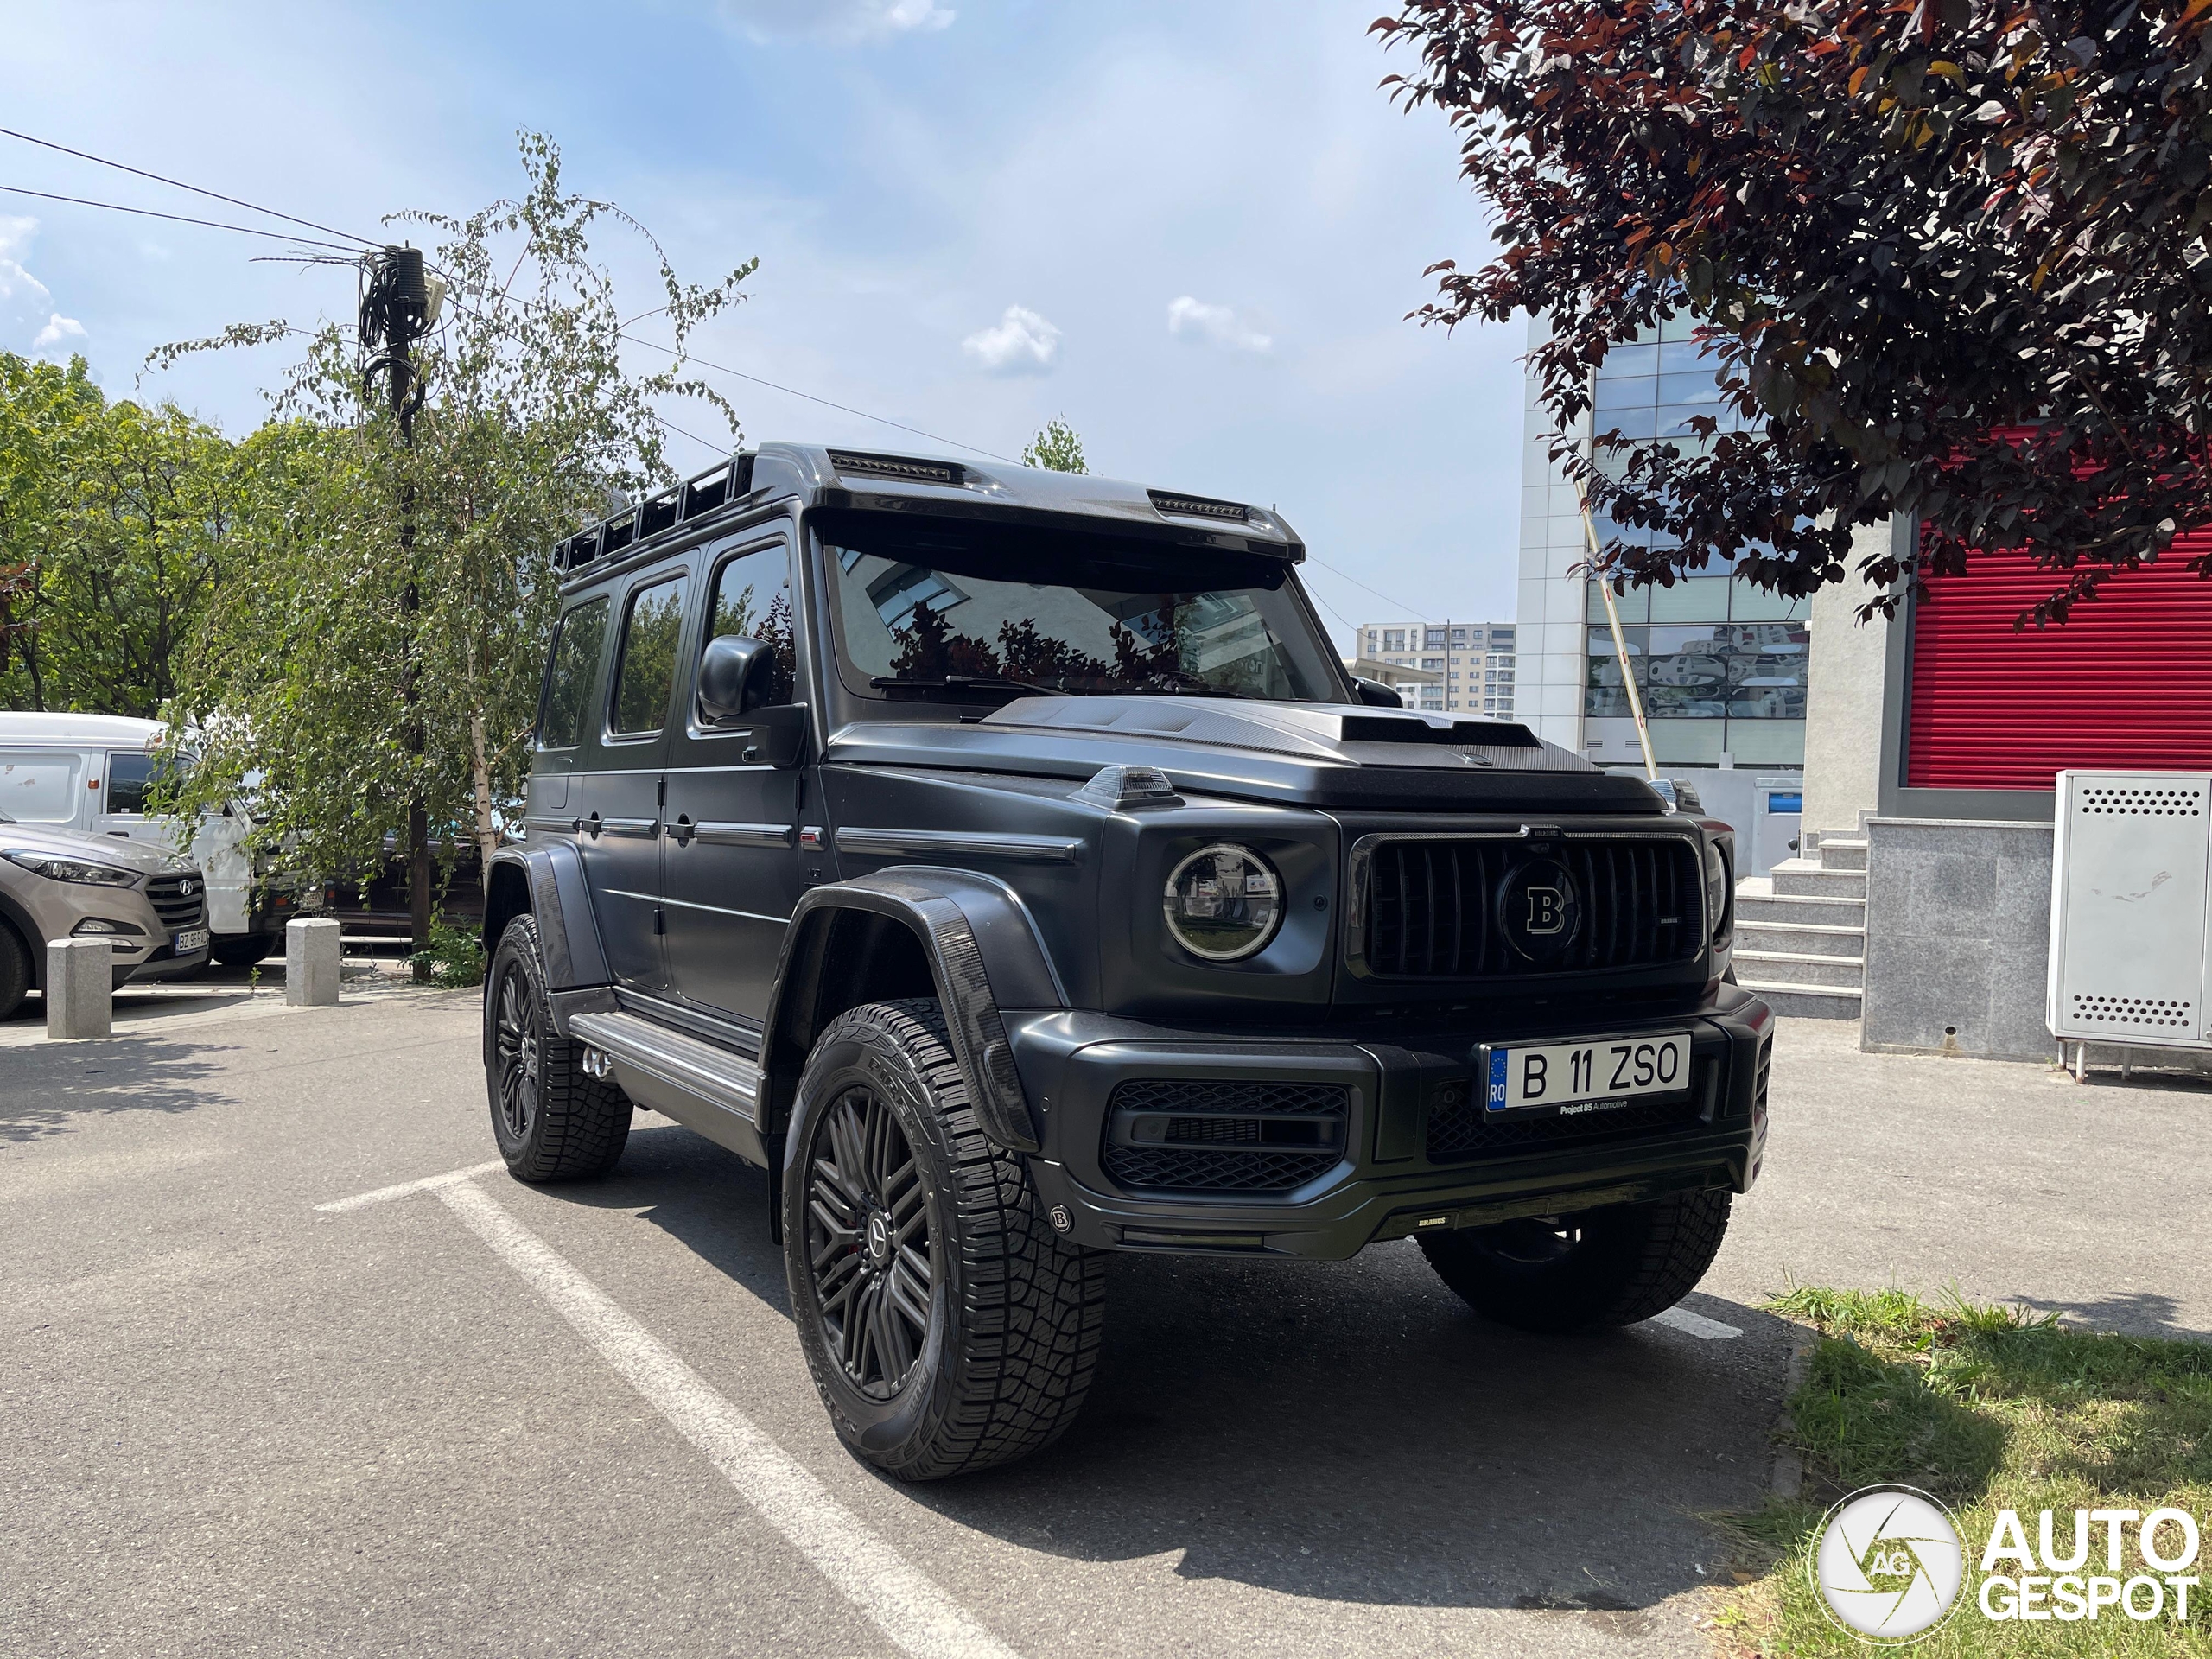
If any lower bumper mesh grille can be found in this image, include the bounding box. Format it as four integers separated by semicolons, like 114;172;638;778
1103;1079;1347;1193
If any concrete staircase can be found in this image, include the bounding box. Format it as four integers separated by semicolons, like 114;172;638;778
1732;831;1866;1019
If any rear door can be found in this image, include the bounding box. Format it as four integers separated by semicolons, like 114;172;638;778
577;565;691;992
663;530;804;1025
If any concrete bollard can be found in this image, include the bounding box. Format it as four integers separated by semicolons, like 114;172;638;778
285;917;342;1007
46;937;112;1039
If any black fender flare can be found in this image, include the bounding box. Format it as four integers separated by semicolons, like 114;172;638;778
482;841;610;992
763;868;1067;1154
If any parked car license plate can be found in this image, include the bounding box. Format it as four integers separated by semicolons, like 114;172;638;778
1481;1032;1692;1115
174;927;209;956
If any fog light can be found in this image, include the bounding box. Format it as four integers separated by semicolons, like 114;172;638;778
70;917;139;937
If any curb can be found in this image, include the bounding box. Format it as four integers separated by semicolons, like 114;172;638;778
1770;1319;1819;1501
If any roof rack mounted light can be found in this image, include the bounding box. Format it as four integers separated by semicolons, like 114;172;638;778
1149;488;1250;524
829;448;964;488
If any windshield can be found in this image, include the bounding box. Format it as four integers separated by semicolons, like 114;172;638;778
821;519;1343;704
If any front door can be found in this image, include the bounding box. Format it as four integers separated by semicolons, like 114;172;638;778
663;531;804;1026
578;566;690;993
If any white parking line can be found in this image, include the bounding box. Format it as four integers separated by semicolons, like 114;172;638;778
1649;1306;1742;1340
315;1160;508;1211
321;1163;1020;1659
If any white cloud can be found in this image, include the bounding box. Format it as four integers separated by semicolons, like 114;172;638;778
0;215;85;358
1167;295;1274;353
962;304;1060;375
718;0;953;43
32;314;86;351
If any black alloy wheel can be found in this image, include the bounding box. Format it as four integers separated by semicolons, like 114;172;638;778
493;961;540;1143
804;1084;934;1399
480;912;630;1181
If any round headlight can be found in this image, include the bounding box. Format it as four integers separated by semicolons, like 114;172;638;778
1704;841;1730;940
1162;843;1283;962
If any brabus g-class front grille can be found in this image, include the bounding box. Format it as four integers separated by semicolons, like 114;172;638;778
1354;836;1702;979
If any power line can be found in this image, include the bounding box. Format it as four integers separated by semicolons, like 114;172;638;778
1306;556;1429;621
0;184;360;251
619;331;1020;465
0;125;378;247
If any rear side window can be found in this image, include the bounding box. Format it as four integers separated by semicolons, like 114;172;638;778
706;542;798;709
0;751;83;823
539;597;610;751
610;574;690;737
105;751;188;815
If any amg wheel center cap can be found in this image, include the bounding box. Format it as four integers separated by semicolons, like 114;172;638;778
865;1211;892;1265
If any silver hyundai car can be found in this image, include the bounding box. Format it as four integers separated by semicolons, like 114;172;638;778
0;810;209;1021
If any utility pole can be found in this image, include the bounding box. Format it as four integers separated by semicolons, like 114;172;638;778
359;246;437;966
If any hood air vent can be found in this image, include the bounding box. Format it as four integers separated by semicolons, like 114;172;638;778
1339;715;1543;749
1148;489;1250;524
830;449;965;487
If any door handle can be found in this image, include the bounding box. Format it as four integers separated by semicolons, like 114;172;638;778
671;814;694;846
582;811;602;839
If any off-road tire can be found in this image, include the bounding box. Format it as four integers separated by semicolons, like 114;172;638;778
0;921;29;1023
213;935;278;969
1420;1188;1732;1334
784;998;1104;1481
482;913;631;1180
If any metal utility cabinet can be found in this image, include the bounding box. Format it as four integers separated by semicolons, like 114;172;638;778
2047;770;2212;1071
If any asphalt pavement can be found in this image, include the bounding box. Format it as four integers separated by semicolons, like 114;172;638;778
3;991;2202;1657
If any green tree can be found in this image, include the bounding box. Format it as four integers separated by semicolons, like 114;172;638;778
156;133;753;929
0;353;233;715
1021;416;1088;474
1376;0;2212;617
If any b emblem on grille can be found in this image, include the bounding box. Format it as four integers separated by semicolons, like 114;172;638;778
1497;857;1582;963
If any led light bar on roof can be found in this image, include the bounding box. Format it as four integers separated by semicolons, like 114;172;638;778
1148;488;1250;524
829;449;964;487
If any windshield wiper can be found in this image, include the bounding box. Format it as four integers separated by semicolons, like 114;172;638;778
870;674;1062;699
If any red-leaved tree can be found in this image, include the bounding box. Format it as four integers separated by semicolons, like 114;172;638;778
1376;0;2212;618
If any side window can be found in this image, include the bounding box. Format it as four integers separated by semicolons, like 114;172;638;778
705;542;798;709
106;751;157;815
609;574;691;737
538;596;610;751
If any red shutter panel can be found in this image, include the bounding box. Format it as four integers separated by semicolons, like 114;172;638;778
1905;539;2212;790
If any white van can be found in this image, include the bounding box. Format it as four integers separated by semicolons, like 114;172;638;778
0;712;320;965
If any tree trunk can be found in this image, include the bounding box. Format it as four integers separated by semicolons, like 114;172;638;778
469;706;500;870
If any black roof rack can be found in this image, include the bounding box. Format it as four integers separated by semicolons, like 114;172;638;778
558;453;758;573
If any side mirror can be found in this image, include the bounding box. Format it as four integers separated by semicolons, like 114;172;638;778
699;634;773;725
751;702;810;770
1352;677;1404;709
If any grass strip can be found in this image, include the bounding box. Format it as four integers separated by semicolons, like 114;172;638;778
1714;1286;2212;1657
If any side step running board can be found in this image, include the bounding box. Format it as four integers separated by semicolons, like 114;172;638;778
569;1010;761;1120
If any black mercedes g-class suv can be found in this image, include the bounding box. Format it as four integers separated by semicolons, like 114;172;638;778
480;442;1771;1481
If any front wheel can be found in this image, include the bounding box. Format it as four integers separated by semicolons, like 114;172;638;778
784;999;1103;1481
482;914;632;1180
1420;1188;1732;1333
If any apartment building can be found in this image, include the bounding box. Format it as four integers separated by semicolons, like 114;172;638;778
1351;620;1516;717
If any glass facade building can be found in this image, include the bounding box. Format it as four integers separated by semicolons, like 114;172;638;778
1518;314;1808;768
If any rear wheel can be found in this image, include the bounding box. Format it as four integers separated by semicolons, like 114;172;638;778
482;914;631;1180
785;999;1103;1481
1420;1188;1732;1333
0;923;29;1022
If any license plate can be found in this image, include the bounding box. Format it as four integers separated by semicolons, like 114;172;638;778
1482;1032;1692;1116
174;928;209;955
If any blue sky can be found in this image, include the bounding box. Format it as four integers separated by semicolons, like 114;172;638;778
0;0;1529;646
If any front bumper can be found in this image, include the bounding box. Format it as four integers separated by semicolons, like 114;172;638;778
1005;985;1772;1260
